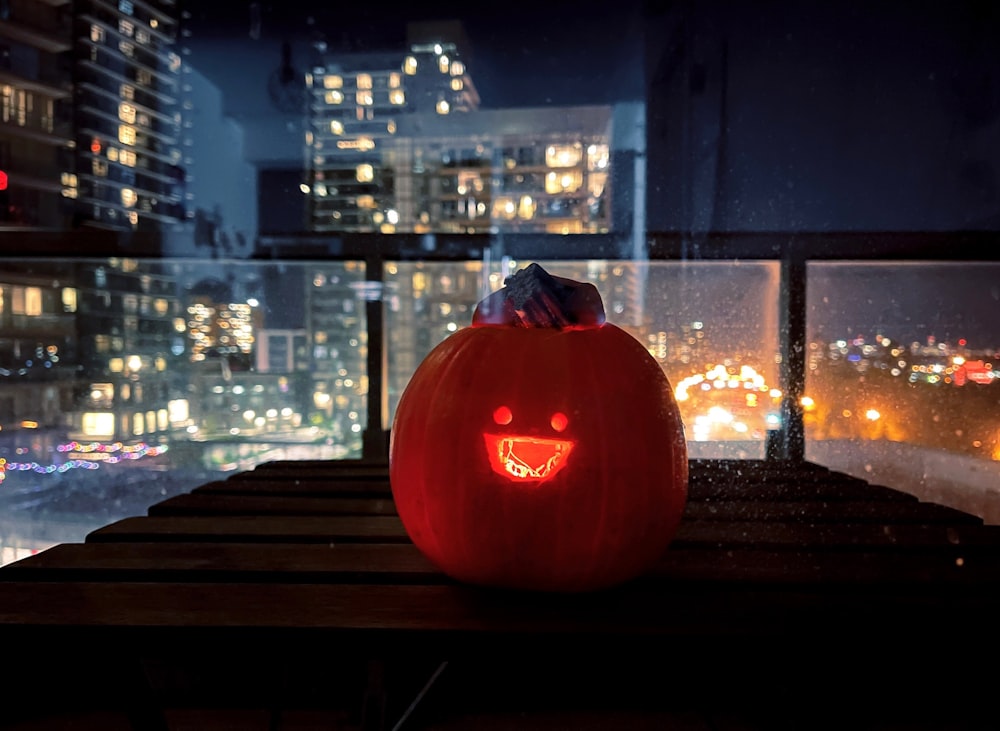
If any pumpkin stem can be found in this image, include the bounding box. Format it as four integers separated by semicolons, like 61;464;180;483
472;263;607;328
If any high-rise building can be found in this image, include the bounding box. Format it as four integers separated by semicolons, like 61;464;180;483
75;0;187;234
0;0;75;229
302;22;641;237
305;23;479;233
1;0;188;238
70;258;190;442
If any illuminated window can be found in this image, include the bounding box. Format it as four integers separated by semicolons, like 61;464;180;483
436;99;450;115
356;90;373;106
62;288;78;312
119;0;134;15
82;412;115;437
492;197;517;220
119;103;136;124
90;24;105;43
120;150;137;167
92;160;108;176
403;56;417;75
389;89;405;105
108;147;119;161
589;172;608;197
323;75;343;89
119;41;135;57
451;78;463;91
587;143;609;170
329;120;344;134
121;188;138;207
168;53;181;72
450;60;465;76
136;29;150;44
14;89;26;126
325;90;343;104
133;412;145;436
168;400;189;424
137;69;152;86
356;164;374;183
119;19;135;36
518;195;536;220
387;120;396;134
389;72;402;88
118;125;136;145
545;170;583;194
61;172;77;187
546;144;583;168
120;84;135;100
12;286;42;316
356;74;372;90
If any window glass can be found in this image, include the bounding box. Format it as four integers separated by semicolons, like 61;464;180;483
0;3;998;563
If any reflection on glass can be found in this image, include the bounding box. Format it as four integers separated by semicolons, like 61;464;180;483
806;262;1000;520
0;258;369;564
6;255;997;565
383;259;782;459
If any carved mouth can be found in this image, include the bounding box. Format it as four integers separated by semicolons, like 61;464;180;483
484;434;574;482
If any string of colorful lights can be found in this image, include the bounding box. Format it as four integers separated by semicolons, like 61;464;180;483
0;442;169;484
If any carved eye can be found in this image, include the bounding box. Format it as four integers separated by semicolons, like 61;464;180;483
493;405;513;425
550;412;568;432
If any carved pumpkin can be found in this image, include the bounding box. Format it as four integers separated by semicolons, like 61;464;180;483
389;264;688;592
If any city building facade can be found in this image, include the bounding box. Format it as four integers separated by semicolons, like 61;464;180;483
75;0;187;233
1;0;187;236
303;22;640;238
0;0;75;229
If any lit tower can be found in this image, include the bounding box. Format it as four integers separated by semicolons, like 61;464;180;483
74;0;187;238
304;22;478;233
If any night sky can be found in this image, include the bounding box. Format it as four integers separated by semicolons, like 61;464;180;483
181;0;646;106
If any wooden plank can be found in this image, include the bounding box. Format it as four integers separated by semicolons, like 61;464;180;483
193;478;394;498
691;479;915;502
147;489;976;524
194;474;913;504
87;514;410;544
86;512;1000;551
675;517;1000;550
683;498;982;524
146;493;398;517
0;542;441;583
0;580;996;641
235;459;866;489
6;540;1000;587
234;462;390;481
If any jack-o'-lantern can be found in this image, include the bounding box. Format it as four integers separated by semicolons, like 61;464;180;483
389;263;688;592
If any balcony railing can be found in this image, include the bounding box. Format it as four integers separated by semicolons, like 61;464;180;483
0;229;997;564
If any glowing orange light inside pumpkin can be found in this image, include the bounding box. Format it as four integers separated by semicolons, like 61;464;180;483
484;408;574;482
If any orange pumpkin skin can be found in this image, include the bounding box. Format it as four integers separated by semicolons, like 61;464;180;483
389;321;688;593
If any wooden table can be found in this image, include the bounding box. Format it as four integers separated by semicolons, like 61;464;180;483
2;459;1000;730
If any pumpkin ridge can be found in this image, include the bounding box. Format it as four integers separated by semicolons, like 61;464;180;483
392;327;481;571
